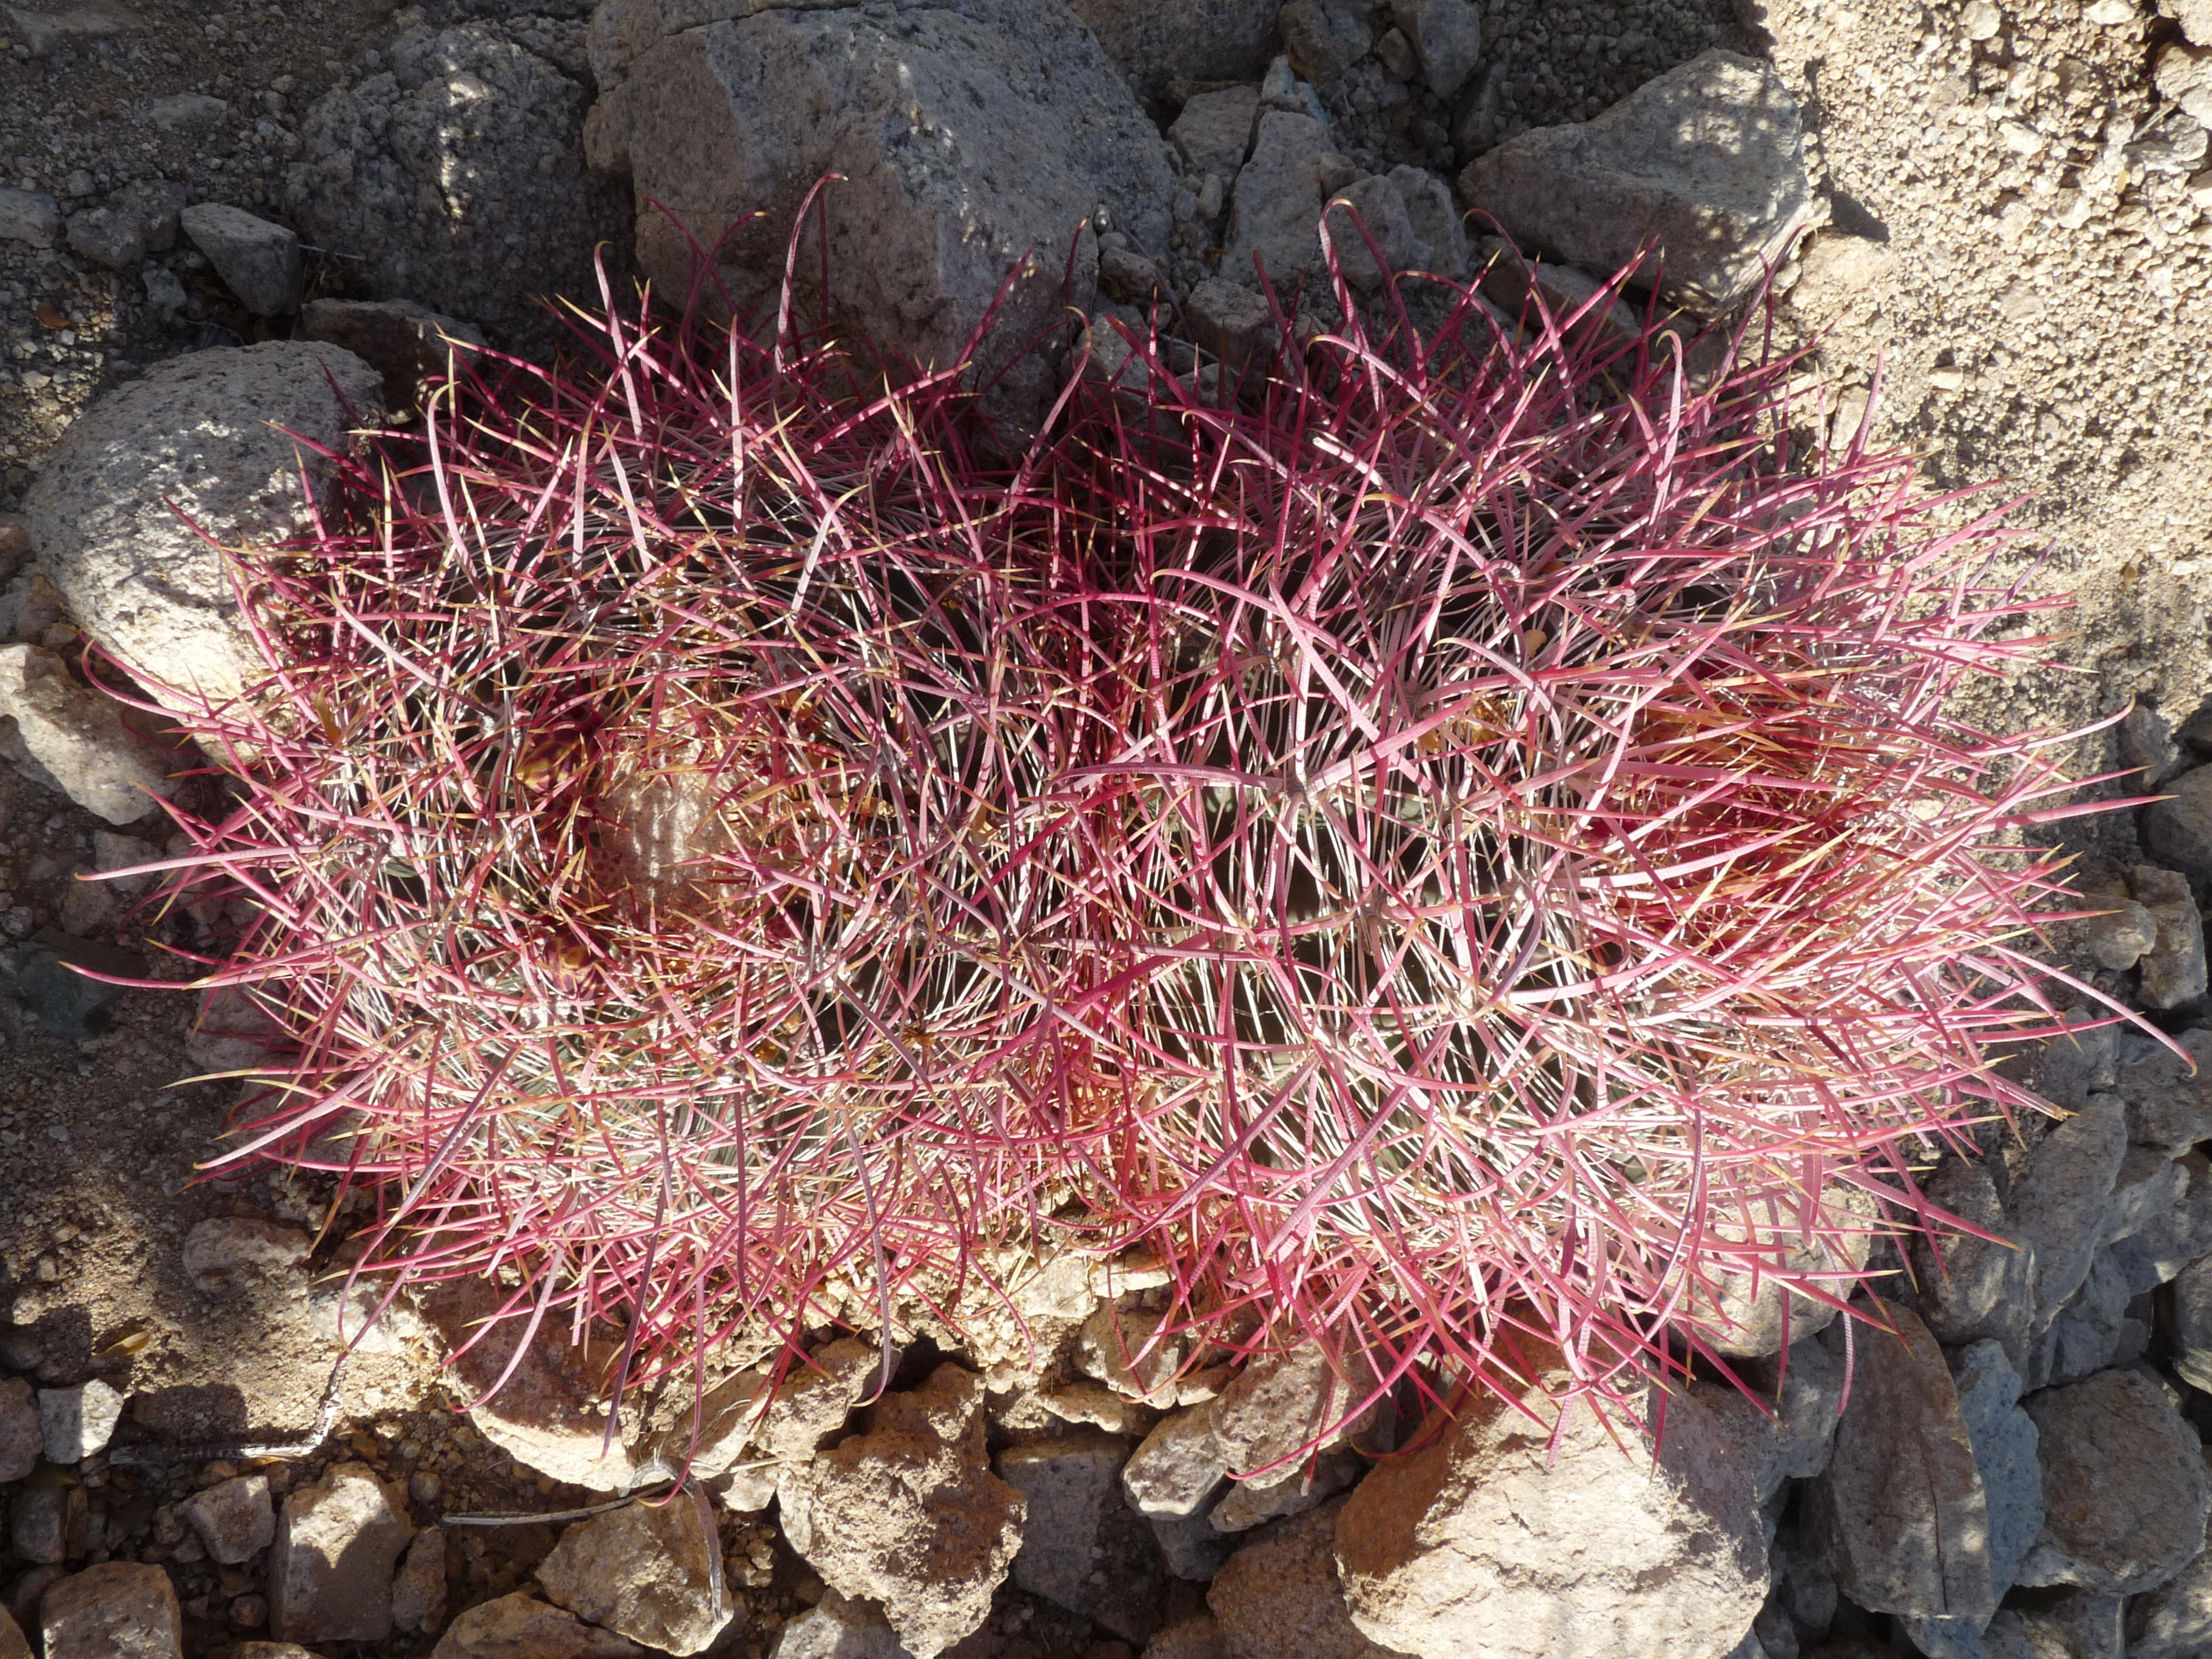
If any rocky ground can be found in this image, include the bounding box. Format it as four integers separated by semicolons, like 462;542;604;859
2;0;2212;1656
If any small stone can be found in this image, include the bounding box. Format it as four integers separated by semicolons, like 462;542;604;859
0;188;61;249
1804;1298;1992;1620
181;1473;274;1565
1909;1161;2031;1362
113;179;190;253
141;266;188;318
1373;27;1415;81
1962;0;2005;39
1039;1381;1159;1437
1079;1307;1185;1407
1170;85;1262;182
2007;1093;2128;1327
1124;1404;1229;1518
1278;0;1373;81
269;1461;415;1644
1145;1614;1230;1659
182;1218;310;1294
1000;1430;1164;1643
2112;1150;2212;1291
2144;766;2212;885
1210;1496;1397;1659
180;203;303;317
0;1377;39;1483
63;207;146;272
2016;1369;2211;1594
9;1483;84;1565
2122;699;2187;786
40;1564;182;1659
1222;110;1335;295
427;1592;645;1658
390;1526;447;1635
2131;865;2210;1009
146;92;230;133
1150;1509;1238;1583
1320;174;1423;293
2171;1254;2212;1390
769;1590;905;1659
2083;888;2156;971
1388;0;1483;100
537;1487;732;1656
1208;1344;1375;1483
0;645;176;825
2130;1509;2212;1658
1693;1335;1843;1504
1207;1449;1363;1533
38;1379;122;1464
297;297;484;423
1386;164;1468;279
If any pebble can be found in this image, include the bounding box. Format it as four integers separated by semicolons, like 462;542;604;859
38;1378;122;1464
181;1473;275;1566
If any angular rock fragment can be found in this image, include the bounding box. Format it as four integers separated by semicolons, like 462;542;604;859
2112;1026;2212;1153
2007;1094;2128;1327
1222;110;1335;294
0;645;177;825
181;1473;275;1566
1321;175;1423;293
1803;1298;1992;1621
40;1564;183;1659
2017;1369;2210;1595
1171;85;1262;182
1458;50;1817;314
1208;1342;1376;1484
2130;1506;2212;1658
179;203;302;317
779;1364;1024;1657
0;1378;37;1483
269;1461;415;1644
538;1486;731;1656
1909;1161;2033;1363
299;298;486;424
2144;766;2212;885
37;1379;122;1465
2113;1150;2212;1291
1335;1342;1765;1658
1388;0;1482;100
390;1525;448;1636
1124;1404;1230;1518
1061;0;1279;102
1210;1498;1400;1659
427;1591;645;1658
1692;1334;1843;1503
2132;865;2210;1008
768;1589;907;1659
999;1430;1165;1643
1079;1307;1187;1407
1700;1185;1875;1359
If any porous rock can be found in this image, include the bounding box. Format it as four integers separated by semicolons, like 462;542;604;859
1065;0;1279;101
2145;765;2212;885
1171;85;1262;182
538;1486;730;1655
999;1430;1165;1643
1701;1185;1875;1359
779;1364;1024;1658
2133;865;2211;1008
1208;1342;1377;1484
1222;110;1335;295
180;203;303;317
287;19;628;353
0;644;178;824
1208;1497;1401;1659
2113;1150;2212;1291
300;297;486;423
2005;1589;2125;1657
1209;1449;1366;1535
2006;1093;2128;1328
1124;1403;1230;1518
0;1605;25;1659
418;1278;640;1491
2129;1506;2212;1659
2085;888;2156;972
585;0;1175;428
181;1473;275;1566
1692;1334;1843;1503
39;1563;183;1659
1458;49;1817;314
1335;1342;1765;1659
1322;174;1424;292
1387;0;1483;101
2016;1368;2210;1595
2029;1246;2147;1391
269;1461;415;1644
754;1338;889;1463
768;1589;907;1659
1079;1306;1187;1407
428;1591;646;1658
22;341;381;725
390;1524;448;1636
1908;1161;2032;1364
0;1378;37;1483
37;1378;122;1464
1803;1298;1992;1621
2111;1025;2212;1153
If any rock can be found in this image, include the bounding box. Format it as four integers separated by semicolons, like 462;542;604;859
269;1461;415;1644
113;179;189;253
2007;1590;2124;1656
2173;1254;2212;1390
779;1364;1024;1657
180;1473;275;1565
1209;1498;1399;1659
1208;1448;1364;1533
584;0;1175;431
1060;0;1278;103
1695;1335;1843;1504
1079;1307;1187;1408
1207;1343;1379;1487
2130;1508;2212;1658
1145;1615;1230;1659
2157;42;2212;128
1909;1161;2033;1363
1386;166;1467;279
2082;888;2156;971
2013;1017;2119;1116
1279;0;1373;82
2104;1145;2190;1248
1457;50;1817;315
179;203;303;317
2123;699;2189;788
298;297;486;423
227;1647;325;1659
2016;1369;2210;1595
2113;1027;2212;1152
1387;0;1482;100
1151;1509;1238;1581
2;928;142;1041
999;1430;1165;1643
0;1604;25;1659
418;1278;640;1492
183;1218;311;1295
1039;1380;1160;1437
288;20;628;354
1805;1298;1992;1620
1170;85;1262;181
1259;55;1332;125
2029;1248;2148;1390
2007;1094;2128;1329
390;1525;447;1635
0;188;61;248
1335;1344;1765;1658
1321;175;1423;293
2113;1150;2212;1290
769;1589;909;1659
9;1481;84;1564
2145;766;2212;883
37;1378;122;1464
429;1592;646;1658
64;207;147;272
0;1378;36;1482
1124;1404;1230;1518
1700;1185;1875;1359
1182;277;1290;377
537;1486;731;1655
2131;865;2210;1008
39;1564;182;1659
22;341;381;723
146;92;229;133
0;645;177;824
1222;110;1336;293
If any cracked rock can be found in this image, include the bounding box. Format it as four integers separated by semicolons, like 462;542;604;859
538;1486;731;1656
427;1592;646;1658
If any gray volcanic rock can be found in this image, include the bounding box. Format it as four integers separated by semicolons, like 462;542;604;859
2016;1369;2210;1595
